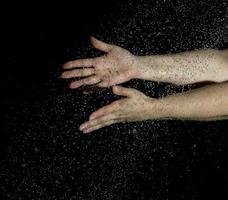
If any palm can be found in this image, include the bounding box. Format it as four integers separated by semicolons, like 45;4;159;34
96;45;136;86
79;86;156;133
62;37;137;88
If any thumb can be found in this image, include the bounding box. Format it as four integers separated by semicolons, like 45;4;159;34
112;86;137;97
90;36;113;52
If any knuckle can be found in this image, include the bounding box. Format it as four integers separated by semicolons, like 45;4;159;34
112;104;120;111
79;70;86;76
87;77;94;84
94;58;102;66
92;68;96;75
77;71;83;76
91;120;98;126
80;78;86;84
115;101;122;108
95;63;101;69
98;82;106;87
111;113;116;118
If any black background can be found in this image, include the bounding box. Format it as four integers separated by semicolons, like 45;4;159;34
0;1;228;199
0;0;102;151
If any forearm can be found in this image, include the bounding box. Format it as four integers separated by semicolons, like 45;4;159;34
152;82;228;121
134;49;228;85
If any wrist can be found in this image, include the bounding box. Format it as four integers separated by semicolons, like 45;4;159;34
145;97;170;120
133;56;157;80
147;96;182;120
154;94;195;120
130;55;142;79
133;56;147;79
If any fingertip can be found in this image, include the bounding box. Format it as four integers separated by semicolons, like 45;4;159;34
69;82;78;89
62;64;66;69
69;83;74;89
79;125;84;131
62;62;71;69
60;71;67;79
79;122;88;131
90;36;98;45
112;85;119;93
90;35;96;41
89;115;94;120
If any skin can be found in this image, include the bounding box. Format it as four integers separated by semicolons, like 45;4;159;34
80;82;228;133
61;37;228;133
80;86;159;133
62;37;138;88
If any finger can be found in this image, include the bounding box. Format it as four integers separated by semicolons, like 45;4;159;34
112;86;137;97
63;58;96;69
89;102;120;120
97;81;109;88
69;76;100;89
80;113;116;131
83;120;116;133
61;68;95;79
90;36;114;53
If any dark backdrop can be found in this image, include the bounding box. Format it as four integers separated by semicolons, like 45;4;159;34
0;1;227;199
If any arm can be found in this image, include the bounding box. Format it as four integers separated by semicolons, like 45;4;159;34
156;81;228;121
135;49;228;85
62;37;228;88
80;82;228;133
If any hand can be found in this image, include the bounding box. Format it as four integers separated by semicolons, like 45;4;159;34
79;86;161;133
61;37;140;88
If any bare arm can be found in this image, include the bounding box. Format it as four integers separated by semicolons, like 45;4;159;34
80;82;228;133
156;81;228;120
62;37;228;87
135;49;228;85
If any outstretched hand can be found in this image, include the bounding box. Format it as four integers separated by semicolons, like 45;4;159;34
61;37;139;88
79;86;160;133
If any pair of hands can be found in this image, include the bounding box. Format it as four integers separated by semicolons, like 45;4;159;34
61;37;159;133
